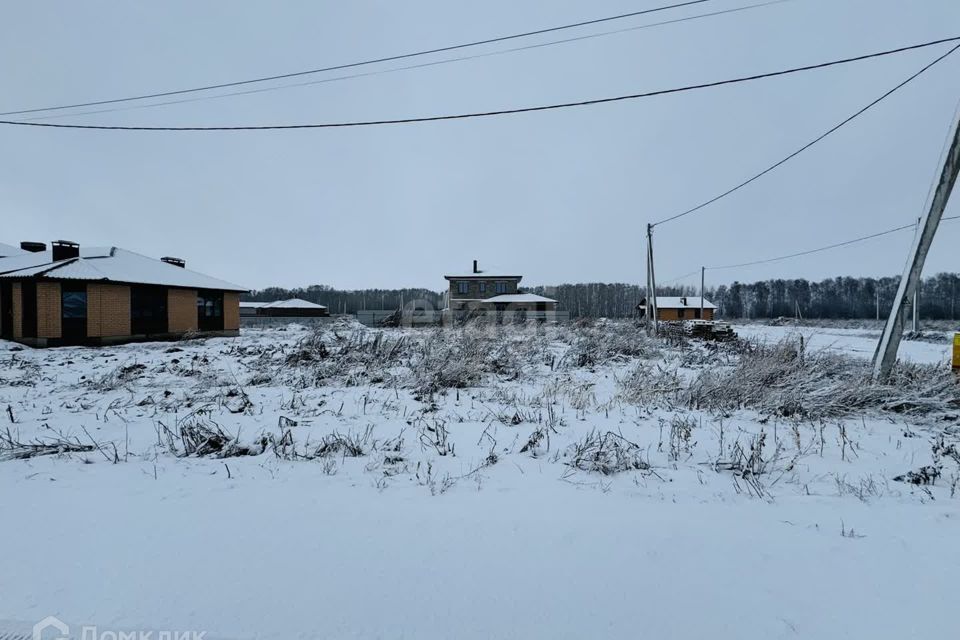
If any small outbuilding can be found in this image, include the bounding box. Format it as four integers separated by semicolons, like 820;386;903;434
638;296;717;321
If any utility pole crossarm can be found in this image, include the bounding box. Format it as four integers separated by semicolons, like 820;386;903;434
874;109;960;379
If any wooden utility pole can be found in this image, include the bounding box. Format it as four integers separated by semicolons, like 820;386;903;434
646;224;659;335
874;109;960;379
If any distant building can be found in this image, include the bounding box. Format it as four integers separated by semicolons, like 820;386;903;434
443;260;560;322
256;298;329;317
239;301;269;317
638;296;716;321
0;240;245;347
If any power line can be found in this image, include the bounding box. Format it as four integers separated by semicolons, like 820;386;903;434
0;0;713;117
658;269;702;285
708;222;918;270
3;36;958;133
24;0;793;122
651;41;960;227
708;216;960;271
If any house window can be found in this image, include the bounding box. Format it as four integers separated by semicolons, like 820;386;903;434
677;308;685;319
479;282;486;294
495;282;507;294
62;290;87;319
457;281;469;295
61;283;88;342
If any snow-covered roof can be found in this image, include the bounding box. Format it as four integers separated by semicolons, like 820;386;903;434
480;293;557;304
0;246;246;292
261;298;328;310
640;296;717;310
0;243;27;258
240;301;270;308
444;273;522;280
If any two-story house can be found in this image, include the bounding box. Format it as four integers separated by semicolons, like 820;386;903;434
443;261;558;320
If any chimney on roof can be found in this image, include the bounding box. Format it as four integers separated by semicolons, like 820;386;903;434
20;241;46;253
161;256;186;268
52;240;79;261
472;259;479;274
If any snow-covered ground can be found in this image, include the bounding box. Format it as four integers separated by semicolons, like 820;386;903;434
1;321;958;640
733;322;955;365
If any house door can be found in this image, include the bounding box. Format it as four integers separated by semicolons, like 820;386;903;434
197;291;224;332
0;283;12;339
131;286;168;335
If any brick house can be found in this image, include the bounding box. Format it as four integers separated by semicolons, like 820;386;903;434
638;296;716;321
443;261;558;321
0;240;246;347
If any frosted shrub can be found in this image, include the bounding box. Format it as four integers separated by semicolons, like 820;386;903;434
682;338;959;420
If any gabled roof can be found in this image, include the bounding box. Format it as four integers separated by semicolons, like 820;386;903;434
639;296;717;310
0;246;246;292
480;293;557;304
262;298;328;310
0;243;27;258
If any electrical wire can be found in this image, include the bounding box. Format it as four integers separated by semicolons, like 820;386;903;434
658;216;960;282
651;41;960;227
0;0;713;117
23;0;793;122
707;222;918;270
708;216;960;271
2;36;957;132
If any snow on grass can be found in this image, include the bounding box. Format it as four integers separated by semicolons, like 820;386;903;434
734;321;955;364
1;319;958;639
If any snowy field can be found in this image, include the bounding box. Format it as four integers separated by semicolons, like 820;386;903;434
2;319;959;640
734;322;955;365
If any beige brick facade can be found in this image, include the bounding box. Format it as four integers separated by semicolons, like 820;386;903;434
168;288;198;333
12;283;21;339
657;308;714;321
87;284;131;337
224;291;240;331
36;282;62;339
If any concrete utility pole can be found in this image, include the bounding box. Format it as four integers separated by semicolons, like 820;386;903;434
700;266;705;320
645;230;652;331
912;217;920;333
913;288;919;333
874;109;960;379
646;224;659;335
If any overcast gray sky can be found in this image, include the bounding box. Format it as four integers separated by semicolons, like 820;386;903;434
2;0;959;292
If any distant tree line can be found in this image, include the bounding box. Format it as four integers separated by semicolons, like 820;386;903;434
703;273;960;320
245;273;960;320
